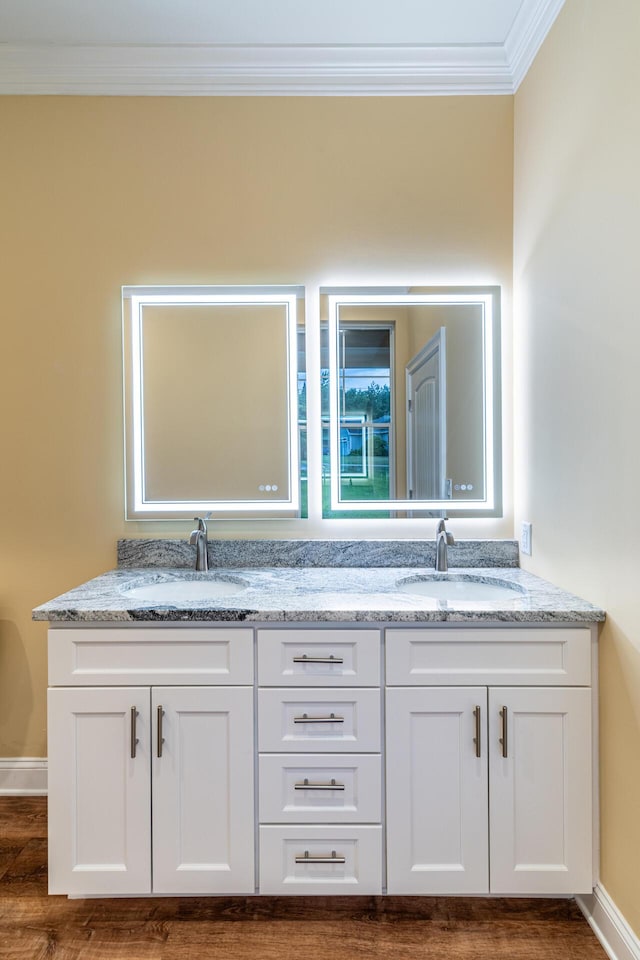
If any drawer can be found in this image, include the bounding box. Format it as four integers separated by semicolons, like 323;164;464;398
258;689;380;752
385;627;592;686
48;627;254;686
257;629;380;686
259;825;382;894
259;754;381;823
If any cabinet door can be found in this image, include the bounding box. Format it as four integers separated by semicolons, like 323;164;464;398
152;686;254;894
47;687;151;895
386;687;489;893
489;687;592;894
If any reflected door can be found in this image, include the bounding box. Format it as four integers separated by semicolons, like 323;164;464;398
406;327;446;499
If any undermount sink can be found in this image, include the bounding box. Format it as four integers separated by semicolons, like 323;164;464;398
122;578;247;603
396;575;524;602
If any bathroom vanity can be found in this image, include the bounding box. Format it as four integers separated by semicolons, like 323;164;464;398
34;541;604;900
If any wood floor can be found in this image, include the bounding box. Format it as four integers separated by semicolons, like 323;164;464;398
0;798;607;960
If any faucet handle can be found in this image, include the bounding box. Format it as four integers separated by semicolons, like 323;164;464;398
191;513;211;534
189;515;209;544
436;517;455;546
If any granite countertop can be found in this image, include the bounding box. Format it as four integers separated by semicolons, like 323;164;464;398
33;564;605;624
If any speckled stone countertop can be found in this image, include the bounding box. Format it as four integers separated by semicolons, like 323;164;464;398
33;554;605;624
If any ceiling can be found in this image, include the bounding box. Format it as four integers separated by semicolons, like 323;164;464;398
0;0;565;95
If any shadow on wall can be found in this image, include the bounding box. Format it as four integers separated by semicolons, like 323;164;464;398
0;619;34;757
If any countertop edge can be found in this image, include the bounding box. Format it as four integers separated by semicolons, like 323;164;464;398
32;565;606;625
34;608;606;624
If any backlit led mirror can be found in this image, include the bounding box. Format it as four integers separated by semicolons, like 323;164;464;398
122;285;304;519
322;286;501;517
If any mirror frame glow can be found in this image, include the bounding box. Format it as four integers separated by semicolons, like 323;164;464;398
122;285;301;519
327;287;501;515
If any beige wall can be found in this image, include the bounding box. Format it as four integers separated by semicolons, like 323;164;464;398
514;0;640;935
0;96;513;757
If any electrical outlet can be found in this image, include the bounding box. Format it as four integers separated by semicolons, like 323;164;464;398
521;521;532;556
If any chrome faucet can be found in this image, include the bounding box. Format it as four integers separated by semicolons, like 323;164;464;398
189;516;209;572
435;517;455;572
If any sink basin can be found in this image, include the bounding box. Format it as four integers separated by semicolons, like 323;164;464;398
122;578;247;603
396;575;523;602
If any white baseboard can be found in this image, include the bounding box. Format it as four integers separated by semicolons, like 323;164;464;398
577;885;640;960
0;758;48;795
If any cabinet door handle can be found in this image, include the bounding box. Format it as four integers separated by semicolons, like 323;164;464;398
293;713;345;724
294;778;346;791
295;850;346;864
292;655;344;665
130;707;139;759
157;705;165;758
473;705;481;758
499;705;508;758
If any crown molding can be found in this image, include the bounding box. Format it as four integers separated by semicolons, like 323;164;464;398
0;1;565;96
505;0;565;90
0;42;514;96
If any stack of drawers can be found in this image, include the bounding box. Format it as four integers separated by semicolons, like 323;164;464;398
257;628;383;894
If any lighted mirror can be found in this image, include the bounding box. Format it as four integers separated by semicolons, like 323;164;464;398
122;285;304;519
322;286;501;517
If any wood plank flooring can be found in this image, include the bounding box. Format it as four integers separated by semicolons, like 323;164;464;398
0;798;607;960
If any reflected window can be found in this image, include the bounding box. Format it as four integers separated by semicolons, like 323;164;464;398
335;326;392;498
320;322;394;519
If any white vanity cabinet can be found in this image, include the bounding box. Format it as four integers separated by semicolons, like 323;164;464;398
385;627;595;896
46;620;597;899
47;628;255;896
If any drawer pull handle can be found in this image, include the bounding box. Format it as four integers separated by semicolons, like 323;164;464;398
130;707;139;759
292;655;344;665
295;850;346;864
293;713;345;724
499;705;508;758
294;778;345;791
473;705;481;758
157;705;165;758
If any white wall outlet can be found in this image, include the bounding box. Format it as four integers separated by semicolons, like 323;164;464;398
521;521;532;556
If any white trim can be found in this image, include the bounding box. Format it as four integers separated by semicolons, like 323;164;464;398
505;0;566;91
0;39;511;97
577;884;640;960
0;758;48;796
0;0;567;96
